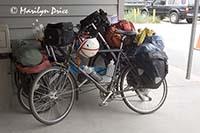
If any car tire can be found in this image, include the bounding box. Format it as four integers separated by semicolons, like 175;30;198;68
141;10;149;17
169;12;179;24
186;18;193;23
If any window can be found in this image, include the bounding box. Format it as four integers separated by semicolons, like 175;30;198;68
154;0;166;5
168;0;174;4
181;0;186;4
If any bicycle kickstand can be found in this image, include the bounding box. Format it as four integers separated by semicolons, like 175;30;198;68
99;91;113;107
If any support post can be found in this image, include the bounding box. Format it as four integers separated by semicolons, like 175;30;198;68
153;9;156;23
186;0;200;79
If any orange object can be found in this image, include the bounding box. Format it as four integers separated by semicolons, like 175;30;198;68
195;35;200;50
76;55;81;65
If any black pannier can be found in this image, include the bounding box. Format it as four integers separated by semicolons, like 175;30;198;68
127;43;168;89
44;22;74;46
80;9;110;35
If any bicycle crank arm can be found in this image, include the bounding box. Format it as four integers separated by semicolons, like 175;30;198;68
99;91;113;106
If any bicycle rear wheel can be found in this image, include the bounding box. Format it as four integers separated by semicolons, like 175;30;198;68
29;66;75;125
18;87;30;112
16;71;34;112
120;66;168;114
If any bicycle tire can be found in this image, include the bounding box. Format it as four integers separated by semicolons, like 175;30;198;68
14;70;23;91
120;66;168;114
17;87;30;112
29;66;75;125
16;71;34;112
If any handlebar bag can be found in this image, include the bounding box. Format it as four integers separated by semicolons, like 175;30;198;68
44;22;74;46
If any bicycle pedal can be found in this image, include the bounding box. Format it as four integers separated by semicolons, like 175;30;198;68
141;95;151;101
99;102;109;107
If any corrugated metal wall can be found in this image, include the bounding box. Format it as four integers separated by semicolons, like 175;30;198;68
0;0;124;40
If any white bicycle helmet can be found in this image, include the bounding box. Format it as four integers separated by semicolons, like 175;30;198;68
78;37;100;58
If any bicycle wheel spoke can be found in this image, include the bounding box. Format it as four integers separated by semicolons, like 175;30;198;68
54;73;65;89
53;101;64;117
57;88;73;96
35;100;51;112
33;96;48;105
34;90;48;96
41;76;51;90
57;78;70;93
36;82;50;91
47;102;55;120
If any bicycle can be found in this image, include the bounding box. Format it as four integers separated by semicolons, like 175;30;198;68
29;27;168;125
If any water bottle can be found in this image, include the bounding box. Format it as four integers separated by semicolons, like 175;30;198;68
83;66;91;74
83;66;102;81
101;60;115;82
38;23;44;41
32;19;44;41
106;59;115;78
32;22;38;39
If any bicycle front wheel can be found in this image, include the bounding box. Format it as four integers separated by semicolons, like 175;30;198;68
29;66;75;125
120;66;168;114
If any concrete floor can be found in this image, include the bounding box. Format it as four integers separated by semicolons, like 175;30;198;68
1;65;200;133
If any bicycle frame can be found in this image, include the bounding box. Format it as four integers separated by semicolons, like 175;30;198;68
44;22;135;95
67;34;134;95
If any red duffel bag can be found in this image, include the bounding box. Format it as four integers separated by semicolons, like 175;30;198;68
105;20;135;48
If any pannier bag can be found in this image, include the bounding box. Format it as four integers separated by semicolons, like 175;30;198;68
44;22;74;46
80;9;110;35
127;43;168;89
105;20;135;48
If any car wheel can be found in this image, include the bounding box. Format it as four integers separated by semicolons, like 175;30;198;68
169;12;179;24
186;18;193;23
141;10;149;17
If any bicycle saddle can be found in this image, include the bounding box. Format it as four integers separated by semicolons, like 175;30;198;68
115;29;137;36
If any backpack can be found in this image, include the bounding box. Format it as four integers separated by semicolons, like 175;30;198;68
105;20;135;48
44;22;74;46
115;20;135;31
127;43;168;89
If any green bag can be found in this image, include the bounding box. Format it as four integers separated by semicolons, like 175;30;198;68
11;40;42;66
